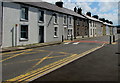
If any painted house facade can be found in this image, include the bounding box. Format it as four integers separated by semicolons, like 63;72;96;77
0;1;85;48
85;15;98;37
0;1;118;48
73;8;89;39
76;17;89;38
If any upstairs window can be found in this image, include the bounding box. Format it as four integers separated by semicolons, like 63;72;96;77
69;17;72;24
63;16;67;24
39;10;44;22
54;14;58;24
21;6;28;21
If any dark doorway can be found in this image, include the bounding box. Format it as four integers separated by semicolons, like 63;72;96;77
39;26;44;43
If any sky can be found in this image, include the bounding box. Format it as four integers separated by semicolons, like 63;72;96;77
41;0;119;26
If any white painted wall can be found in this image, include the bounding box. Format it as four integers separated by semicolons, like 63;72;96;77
2;2;43;47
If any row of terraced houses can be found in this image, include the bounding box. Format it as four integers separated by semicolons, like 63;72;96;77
0;1;118;48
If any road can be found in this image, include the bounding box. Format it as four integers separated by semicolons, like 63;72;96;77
33;43;119;82
2;35;119;82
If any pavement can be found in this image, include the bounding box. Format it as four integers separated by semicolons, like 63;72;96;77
0;41;62;53
1;35;119;53
32;41;119;82
1;35;120;82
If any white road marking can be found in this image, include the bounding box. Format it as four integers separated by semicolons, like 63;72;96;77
73;42;80;44
64;42;71;44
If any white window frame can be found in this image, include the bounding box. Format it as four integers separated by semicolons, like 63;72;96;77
54;27;58;37
63;15;67;24
38;10;44;22
69;16;72;25
68;29;72;36
91;29;92;35
20;6;29;21
54;14;58;24
20;25;28;41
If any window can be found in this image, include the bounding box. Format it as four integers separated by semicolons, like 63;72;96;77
93;21;94;27
68;29;72;36
21;6;28;20
39;10;44;22
91;21;93;27
95;29;96;34
54;27;58;37
94;22;96;27
63;16;67;24
91;29;92;35
89;20;92;27
69;17;72;24
20;25;28;40
54;14;58;23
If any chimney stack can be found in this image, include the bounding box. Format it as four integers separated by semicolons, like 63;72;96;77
55;1;63;8
86;12;91;17
78;8;82;15
74;7;77;12
92;15;99;19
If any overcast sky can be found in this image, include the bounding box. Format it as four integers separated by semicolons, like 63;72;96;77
42;0;119;25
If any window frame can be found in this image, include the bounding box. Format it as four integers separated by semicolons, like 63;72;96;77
69;16;72;25
20;25;29;41
68;29;72;36
54;27;58;37
38;10;44;22
63;15;67;24
20;6;29;21
54;14;58;24
91;29;92;35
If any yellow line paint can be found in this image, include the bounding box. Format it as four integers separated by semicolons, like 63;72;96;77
7;43;105;82
32;52;53;68
2;52;38;57
17;54;77;82
2;50;26;56
7;54;77;81
0;49;32;62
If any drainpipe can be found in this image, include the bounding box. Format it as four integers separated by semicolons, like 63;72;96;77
74;16;76;39
15;24;18;46
0;2;3;47
67;15;69;40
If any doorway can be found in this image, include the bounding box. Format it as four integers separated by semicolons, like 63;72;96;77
39;26;44;43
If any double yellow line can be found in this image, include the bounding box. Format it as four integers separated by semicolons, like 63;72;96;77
6;43;105;82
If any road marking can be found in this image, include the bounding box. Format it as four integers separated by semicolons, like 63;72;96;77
32;52;53;68
2;52;38;57
64;42;71;44
7;43;106;82
73;42;80;44
3;55;68;66
25;52;54;73
0;49;32;62
1;50;26;56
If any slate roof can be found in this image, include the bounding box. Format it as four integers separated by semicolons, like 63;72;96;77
15;1;85;18
84;15;114;26
84;15;103;23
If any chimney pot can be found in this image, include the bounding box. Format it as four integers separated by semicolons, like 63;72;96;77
55;1;63;7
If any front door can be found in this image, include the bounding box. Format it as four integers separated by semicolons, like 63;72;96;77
39;26;44;43
93;29;95;37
